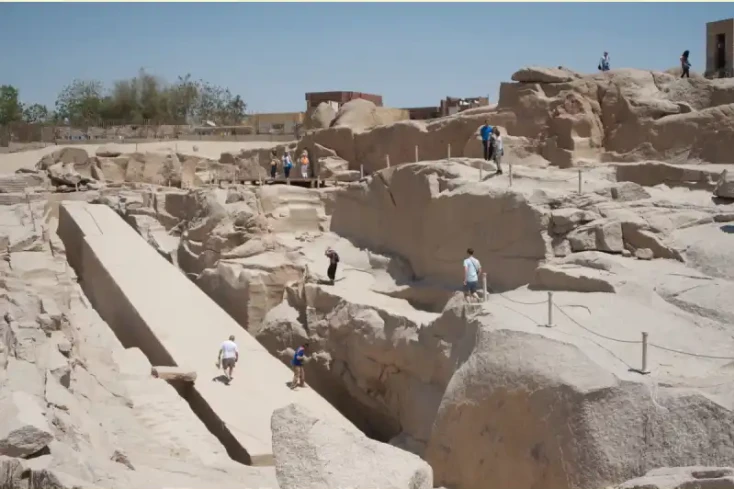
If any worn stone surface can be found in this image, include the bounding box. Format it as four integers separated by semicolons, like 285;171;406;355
0;391;54;458
4;64;734;489
715;170;734;199
272;403;433;489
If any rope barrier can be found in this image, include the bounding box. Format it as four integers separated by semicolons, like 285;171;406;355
485;288;734;366
553;303;643;345
647;343;734;361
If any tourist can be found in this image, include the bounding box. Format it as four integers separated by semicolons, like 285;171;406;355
463;248;482;302
282;151;293;179
480;120;493;161
325;247;340;284
217;335;239;381
598;51;610;72
269;149;278;179
290;342;309;389
491;127;504;175
680;50;691;78
299;150;310;179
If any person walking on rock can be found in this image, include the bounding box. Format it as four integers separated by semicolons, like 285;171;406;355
270;149;278;179
290;342;309;389
282;151;293;179
325;247;340;284
480;120;494;161
598;51;610;72
491;127;504;175
299;150;310;179
463;248;482;302
217;335;239;381
680;50;691;78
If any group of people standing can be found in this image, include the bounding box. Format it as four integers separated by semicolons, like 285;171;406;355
598;50;692;78
270;149;311;180
479;121;504;174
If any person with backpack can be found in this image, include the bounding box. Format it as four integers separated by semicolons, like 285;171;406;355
282;151;293;179
479;120;494;161
290;342;309;389
598;52;610;72
463;248;483;302
325;248;340;284
680;50;691;78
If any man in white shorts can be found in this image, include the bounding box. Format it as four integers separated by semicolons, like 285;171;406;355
463;247;482;302
217;335;239;381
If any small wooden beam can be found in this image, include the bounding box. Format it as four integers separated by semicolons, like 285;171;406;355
151;366;197;383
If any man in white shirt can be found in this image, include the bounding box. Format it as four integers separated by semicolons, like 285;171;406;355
463;248;482;302
217;335;239;381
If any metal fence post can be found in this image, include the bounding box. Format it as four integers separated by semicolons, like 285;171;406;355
415;145;419;163
641;332;649;373
447;143;451;161
482;273;488;302
509;161;513;187
386;155;390;168
360;164;364;179
546;292;554;327
578;169;583;194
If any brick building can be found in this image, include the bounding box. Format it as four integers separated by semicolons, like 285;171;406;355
305;91;383;111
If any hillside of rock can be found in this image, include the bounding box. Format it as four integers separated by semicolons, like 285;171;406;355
74;153;734;489
0;199;279;489
293;66;734;173
3;63;734;489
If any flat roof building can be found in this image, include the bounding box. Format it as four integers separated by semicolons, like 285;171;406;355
706;18;734;78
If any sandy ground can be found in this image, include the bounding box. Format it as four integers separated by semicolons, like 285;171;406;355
0;140;286;174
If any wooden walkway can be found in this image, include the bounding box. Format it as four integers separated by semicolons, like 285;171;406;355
214;177;329;188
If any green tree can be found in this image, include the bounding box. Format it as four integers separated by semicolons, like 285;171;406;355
0;85;23;125
55;79;105;126
166;74;199;124
22;103;50;124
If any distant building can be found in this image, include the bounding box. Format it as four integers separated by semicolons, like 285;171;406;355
404;106;442;120
706;18;734;78
402;96;490;121
248;112;305;135
440;96;489;117
305;91;383;111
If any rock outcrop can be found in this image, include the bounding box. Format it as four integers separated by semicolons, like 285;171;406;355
292;67;734;173
715;169;734;199
272;403;433;489
616;466;734;489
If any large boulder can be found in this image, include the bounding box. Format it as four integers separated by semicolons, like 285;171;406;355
36;148;89;171
306;102;337;130
271;403;433;489
714;169;734;199
47;163;86;187
511;66;581;83
0;391;54;457
331;99;409;132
